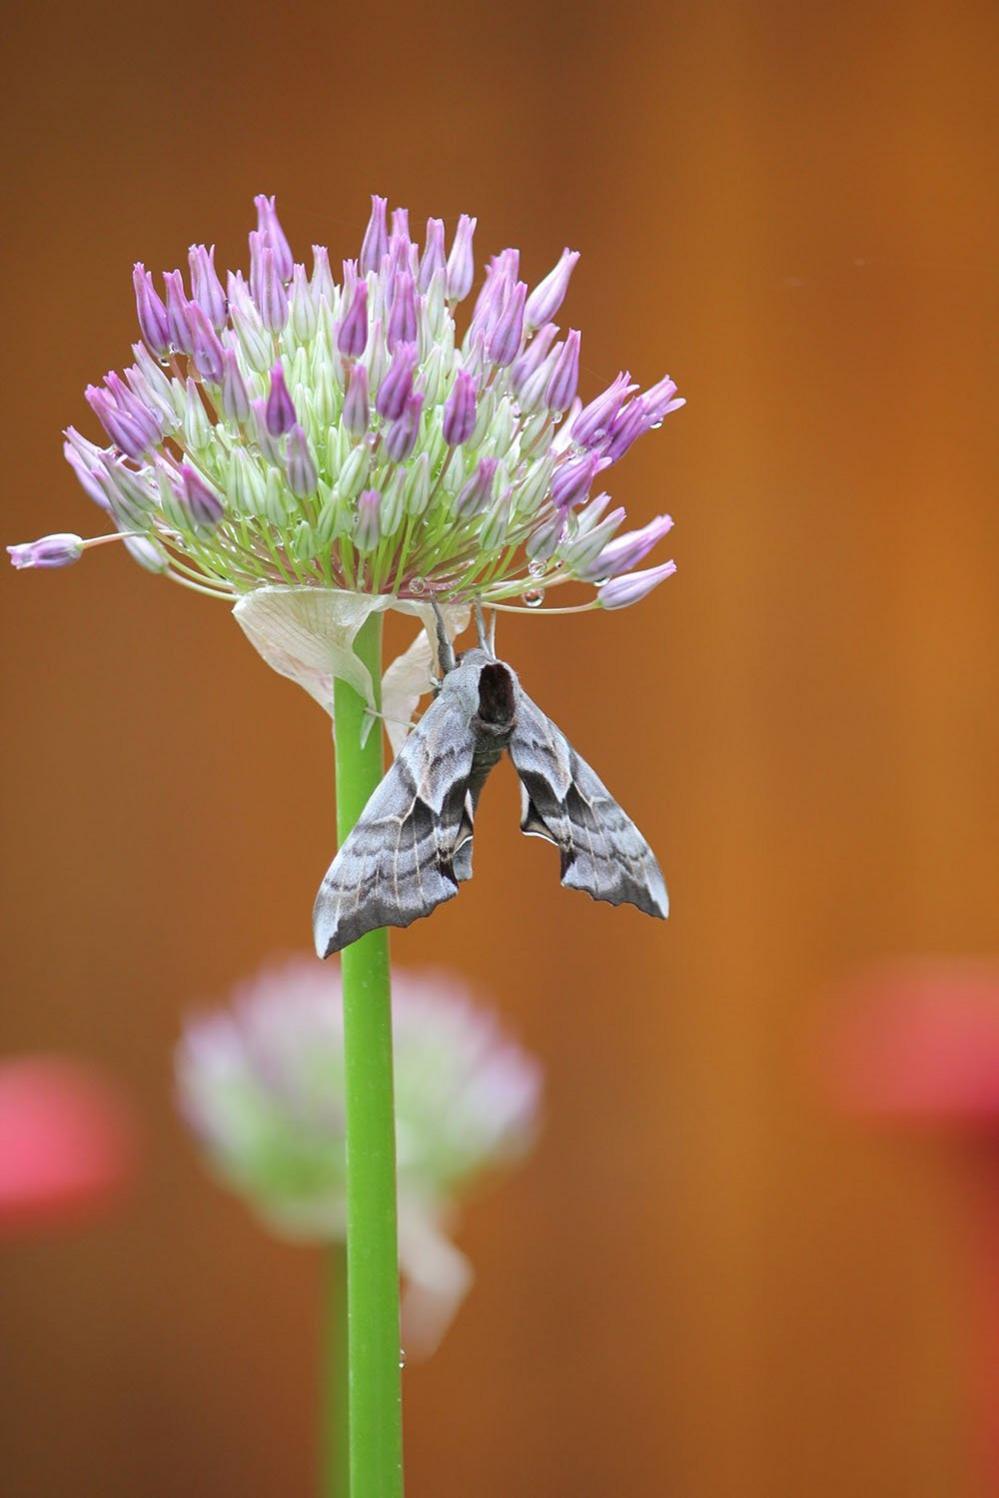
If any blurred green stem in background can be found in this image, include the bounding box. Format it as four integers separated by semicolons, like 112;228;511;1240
324;1243;350;1498
332;613;404;1498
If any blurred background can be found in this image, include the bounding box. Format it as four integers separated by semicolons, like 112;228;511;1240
1;0;997;1493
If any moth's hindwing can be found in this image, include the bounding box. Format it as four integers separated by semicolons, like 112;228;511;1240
509;689;668;919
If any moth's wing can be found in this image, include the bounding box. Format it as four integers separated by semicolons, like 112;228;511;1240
313;691;477;956
509;690;668;919
452;783;484;883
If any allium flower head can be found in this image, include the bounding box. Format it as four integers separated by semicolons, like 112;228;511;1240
177;959;541;1351
14;196;683;615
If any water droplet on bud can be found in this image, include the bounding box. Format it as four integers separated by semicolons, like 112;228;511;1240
527;559;546;579
522;588;545;608
410;576;427;595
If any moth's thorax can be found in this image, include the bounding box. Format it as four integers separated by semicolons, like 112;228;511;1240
444;650;520;737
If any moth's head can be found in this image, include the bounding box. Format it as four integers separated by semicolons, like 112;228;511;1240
474;658;517;733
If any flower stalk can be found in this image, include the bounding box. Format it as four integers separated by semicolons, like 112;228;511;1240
332;612;404;1498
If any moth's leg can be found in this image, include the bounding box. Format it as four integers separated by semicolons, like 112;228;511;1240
362;706;420;736
430;597;456;676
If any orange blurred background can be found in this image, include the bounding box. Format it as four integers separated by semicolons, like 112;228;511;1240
2;0;997;1493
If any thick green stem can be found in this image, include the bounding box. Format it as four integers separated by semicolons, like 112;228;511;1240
332;613;404;1498
322;1243;349;1498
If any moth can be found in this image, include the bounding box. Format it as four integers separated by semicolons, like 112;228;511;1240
313;609;668;957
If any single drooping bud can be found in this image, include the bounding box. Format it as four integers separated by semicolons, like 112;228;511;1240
525;248;580;330
342;363;370;436
188;245;228;330
442;369;477;446
545;329;581;413
384;392;424;463
376;342;417;422
445;214;477;302
286;425;319;498
131;264;170;358
265;364;296;437
177;466;224;530
254;194;294;281
7;533;85;570
337;280;368;358
359;195;389;275
597;560;677;609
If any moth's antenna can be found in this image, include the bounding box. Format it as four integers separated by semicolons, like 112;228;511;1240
430;597;456;677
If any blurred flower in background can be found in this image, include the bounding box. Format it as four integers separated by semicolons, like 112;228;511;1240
0;1058;136;1236
176;959;541;1352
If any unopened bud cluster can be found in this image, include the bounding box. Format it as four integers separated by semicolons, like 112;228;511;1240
11;196;684;612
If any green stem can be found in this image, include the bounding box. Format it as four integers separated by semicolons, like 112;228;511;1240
323;1242;350;1498
332;613;404;1498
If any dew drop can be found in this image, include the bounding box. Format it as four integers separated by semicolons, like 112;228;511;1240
409;575;427;595
527;559;546;579
649;418;664;430
399;1347;407;1369
522;587;545;608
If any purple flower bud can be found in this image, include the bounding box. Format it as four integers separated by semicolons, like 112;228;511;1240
250;238;289;332
525;511;566;563
7;533;84;570
97;453;154;528
446;214;477;302
525;248;580;330
387;271;418;351
343;364;370;436
510;322;559;395
375;342;417;421
178;465;224;530
391;206;410;243
546;328;581;412
597;560;677;610
337;281;368;358
455;456;499;519
572;372;637;447
602;398;648;463
488;281;527;368
550;452;600;512
642;374;686;425
442;369;477;446
250;399;283;463
419;218;446;293
221;347;251;423
265;364;296;436
353;488;381;550
163;269;195;355
103;371;163;448
85;385;149;461
286;424;318;498
64;439;110;509
254;194;294;281
311;245;335;306
132;264;170;358
360;195;389;276
185;302;226;385
188;245;227;330
582;514;674;581
383;392;424;463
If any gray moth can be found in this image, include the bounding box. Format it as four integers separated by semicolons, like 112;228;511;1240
313;617;668;958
